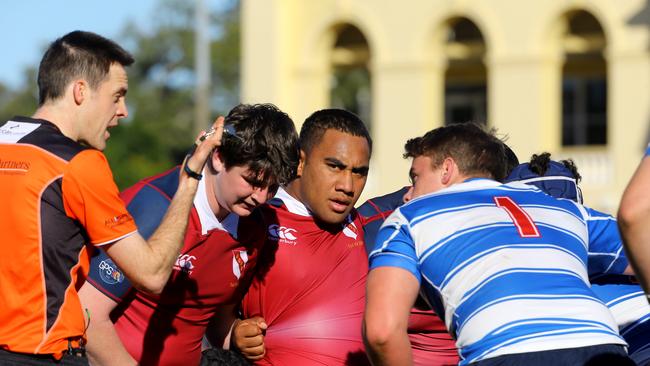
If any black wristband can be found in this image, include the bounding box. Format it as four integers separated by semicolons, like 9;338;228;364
183;158;203;180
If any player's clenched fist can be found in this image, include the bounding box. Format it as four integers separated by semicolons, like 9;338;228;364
232;316;267;361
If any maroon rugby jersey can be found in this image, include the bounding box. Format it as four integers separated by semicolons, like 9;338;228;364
242;188;370;365
88;167;265;366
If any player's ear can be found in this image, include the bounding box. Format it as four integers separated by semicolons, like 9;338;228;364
212;149;225;173
441;158;454;185
72;79;87;105
296;150;306;177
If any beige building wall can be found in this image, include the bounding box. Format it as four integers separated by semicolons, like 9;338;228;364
241;0;650;212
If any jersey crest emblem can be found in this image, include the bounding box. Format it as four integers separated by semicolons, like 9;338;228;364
342;220;358;240
232;250;249;279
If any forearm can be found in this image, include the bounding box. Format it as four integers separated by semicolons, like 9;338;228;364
364;331;413;366
619;158;650;291
79;284;137;366
105;118;223;293
107;179;199;294
86;316;137;366
364;267;420;366
143;179;199;283
205;304;239;349
620;221;650;290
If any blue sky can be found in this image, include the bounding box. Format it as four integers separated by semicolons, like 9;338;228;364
0;0;159;88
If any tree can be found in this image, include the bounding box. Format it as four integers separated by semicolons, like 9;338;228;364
105;0;241;188
0;0;241;189
0;67;39;123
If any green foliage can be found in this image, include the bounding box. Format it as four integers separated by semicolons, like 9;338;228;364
105;0;241;188
0;67;38;122
0;0;241;190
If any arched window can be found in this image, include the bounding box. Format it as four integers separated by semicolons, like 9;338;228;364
443;18;487;125
561;10;607;146
330;24;372;132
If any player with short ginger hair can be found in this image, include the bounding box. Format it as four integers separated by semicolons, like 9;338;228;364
364;123;633;366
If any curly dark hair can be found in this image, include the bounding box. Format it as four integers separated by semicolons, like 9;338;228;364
528;152;582;183
200;348;250;366
216;103;300;187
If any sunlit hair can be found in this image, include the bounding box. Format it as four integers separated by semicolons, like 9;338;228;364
404;122;507;181
37;30;134;106
216;103;300;188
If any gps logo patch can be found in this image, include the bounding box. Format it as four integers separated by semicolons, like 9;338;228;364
98;259;124;285
267;224;298;245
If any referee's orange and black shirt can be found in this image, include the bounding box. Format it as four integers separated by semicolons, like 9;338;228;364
0;117;137;359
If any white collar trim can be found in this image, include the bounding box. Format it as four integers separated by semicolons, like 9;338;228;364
271;187;312;217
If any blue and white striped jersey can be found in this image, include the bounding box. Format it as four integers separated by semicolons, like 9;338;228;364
591;281;650;365
369;178;626;365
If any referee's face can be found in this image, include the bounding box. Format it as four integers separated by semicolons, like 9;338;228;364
78;63;129;151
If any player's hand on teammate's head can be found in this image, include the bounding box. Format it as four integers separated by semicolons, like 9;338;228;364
231;316;267;361
182;116;225;182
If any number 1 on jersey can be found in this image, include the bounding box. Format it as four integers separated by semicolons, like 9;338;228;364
494;196;541;238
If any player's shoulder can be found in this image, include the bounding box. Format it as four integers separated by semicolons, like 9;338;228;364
357;186;410;218
121;167;180;203
4;117;91;162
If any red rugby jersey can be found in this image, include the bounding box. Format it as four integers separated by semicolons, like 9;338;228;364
87;167;265;366
242;188;369;366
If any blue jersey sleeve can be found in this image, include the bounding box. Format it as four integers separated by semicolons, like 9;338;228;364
646;143;650;157
358;186;410;255
585;207;629;277
368;208;421;282
87;248;133;301
87;176;175;301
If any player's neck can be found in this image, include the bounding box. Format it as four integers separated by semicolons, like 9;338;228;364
32;103;78;141
204;171;229;221
283;180;304;205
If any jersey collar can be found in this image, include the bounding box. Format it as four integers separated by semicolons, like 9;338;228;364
271;187;312;216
